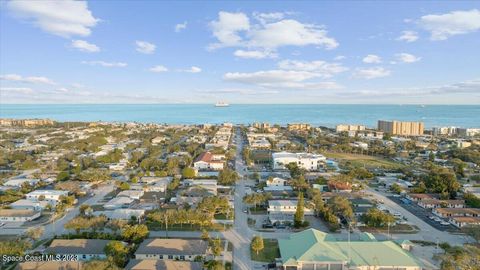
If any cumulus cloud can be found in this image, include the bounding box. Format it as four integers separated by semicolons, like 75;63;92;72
395;53;421;63
175;21;187;32
71;40;100;52
362;54;382;64
234;50;277;59
7;0;99;38
209;11;338;51
397;31;419;42
0;74;55;85
418;9;480;40
81;61;127;67
135;40;156;54
353;67;391;79
277;60;348;78
149;65;168;73
181;66;202;73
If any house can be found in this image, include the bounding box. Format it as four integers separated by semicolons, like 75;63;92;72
176;185;217;206
406;193;439;202
417;199;465;209
125;260;203;270
10;199;49;211
25;190;69;203
193;152;225;171
0;209;41;222
449;217;480;228
118;190;144;200
104;196;135;210
45;239;115;261
135;238;209;261
3;178;40;188
143;177;173;192
272;152;326;171
267;200;313;224
433;208;480;218
93;209;145;221
266;177;288;187
278;229;423;270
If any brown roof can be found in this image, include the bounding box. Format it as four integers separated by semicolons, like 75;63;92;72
408;193;438;200
135;238;208;256
451;217;480;223
420;199;465;205
435;208;480;215
45;239;112;255
0;209;40;217
194;152;213;163
125;260;202;270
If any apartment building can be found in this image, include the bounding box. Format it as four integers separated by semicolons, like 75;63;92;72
272;151;326;171
378;120;424;136
336;124;365;133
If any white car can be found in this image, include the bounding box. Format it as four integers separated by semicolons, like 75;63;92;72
434;218;442;222
440;221;450;226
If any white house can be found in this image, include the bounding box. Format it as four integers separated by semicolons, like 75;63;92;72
93;209;145;221
25;190;69;203
10;199;49;211
267;200;313;224
3;178;39;188
104;197;134;210
117;190;144;200
142;177;173;192
135;239;209;261
266;177;288;187
193;152;225;171
272;152;326;171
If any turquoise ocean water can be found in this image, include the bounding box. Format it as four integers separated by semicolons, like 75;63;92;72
0;104;478;128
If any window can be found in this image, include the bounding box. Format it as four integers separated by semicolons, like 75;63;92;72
82;255;86;259
180;255;185;260
159;255;163;259
168;255;173;259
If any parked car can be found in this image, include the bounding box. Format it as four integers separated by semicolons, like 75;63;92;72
440;221;450;226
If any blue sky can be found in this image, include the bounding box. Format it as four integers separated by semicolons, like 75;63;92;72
0;1;479;104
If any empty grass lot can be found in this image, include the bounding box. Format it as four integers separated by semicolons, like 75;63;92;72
251;239;280;262
323;152;404;170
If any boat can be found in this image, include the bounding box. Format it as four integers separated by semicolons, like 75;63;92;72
215;101;230;107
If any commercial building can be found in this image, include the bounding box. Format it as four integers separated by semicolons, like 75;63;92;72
336;124;365;133
287;123;311;131
193;152;225;171
278;229;423;270
272;152;326;171
0;209;41;222
25;190;69;203
377;120;424;136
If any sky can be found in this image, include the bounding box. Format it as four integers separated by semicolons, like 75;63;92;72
0;1;479;104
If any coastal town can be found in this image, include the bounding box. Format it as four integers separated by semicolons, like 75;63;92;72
0;118;479;270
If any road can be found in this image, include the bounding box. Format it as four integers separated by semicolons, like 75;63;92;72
40;183;114;239
365;187;471;245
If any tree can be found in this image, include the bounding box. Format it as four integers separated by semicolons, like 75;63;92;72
210;237;223;257
362;208;395;227
104;241;129;267
119;182;130;191
464;192;480;208
57;171;70;181
83;260;119;270
121;224;149;243
294;192;305;228
440;245;480;270
251;236;264;255
182;167;196;178
25;227;44;241
218;168;239;185
79;204;92;216
107;219;128;234
463;225;480;243
290;176;309;192
0;240;31;256
285;162;304;179
329;196;354;221
201;229;210;241
390;183;403;194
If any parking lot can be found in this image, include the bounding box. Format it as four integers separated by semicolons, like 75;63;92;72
388;196;457;232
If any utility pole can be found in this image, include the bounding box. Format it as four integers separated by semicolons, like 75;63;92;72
165;212;168;238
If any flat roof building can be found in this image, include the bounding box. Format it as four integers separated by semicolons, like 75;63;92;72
378;120;424;136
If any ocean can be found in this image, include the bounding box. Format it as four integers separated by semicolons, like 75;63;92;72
0;104;479;128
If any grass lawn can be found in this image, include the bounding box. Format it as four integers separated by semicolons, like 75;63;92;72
251;239;280;262
147;222;230;231
323;152;404;170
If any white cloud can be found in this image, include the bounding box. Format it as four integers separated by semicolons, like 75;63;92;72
209;11;338;51
209;11;250;49
0;74;55;85
248;19;338;49
135;40;156;54
277;60;348;78
71;40;100;52
419;9;480;40
82;61;127;67
149;65;168;73
7;0;99;38
233;50;277;59
353;67;391;79
253;12;285;24
397;31;419;42
362;54;382;64
395;53;421;63
0;87;34;94
182;66;202;73
175;21;187;32
334;55;346;61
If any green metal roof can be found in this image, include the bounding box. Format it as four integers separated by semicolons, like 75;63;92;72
278;229;423;267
